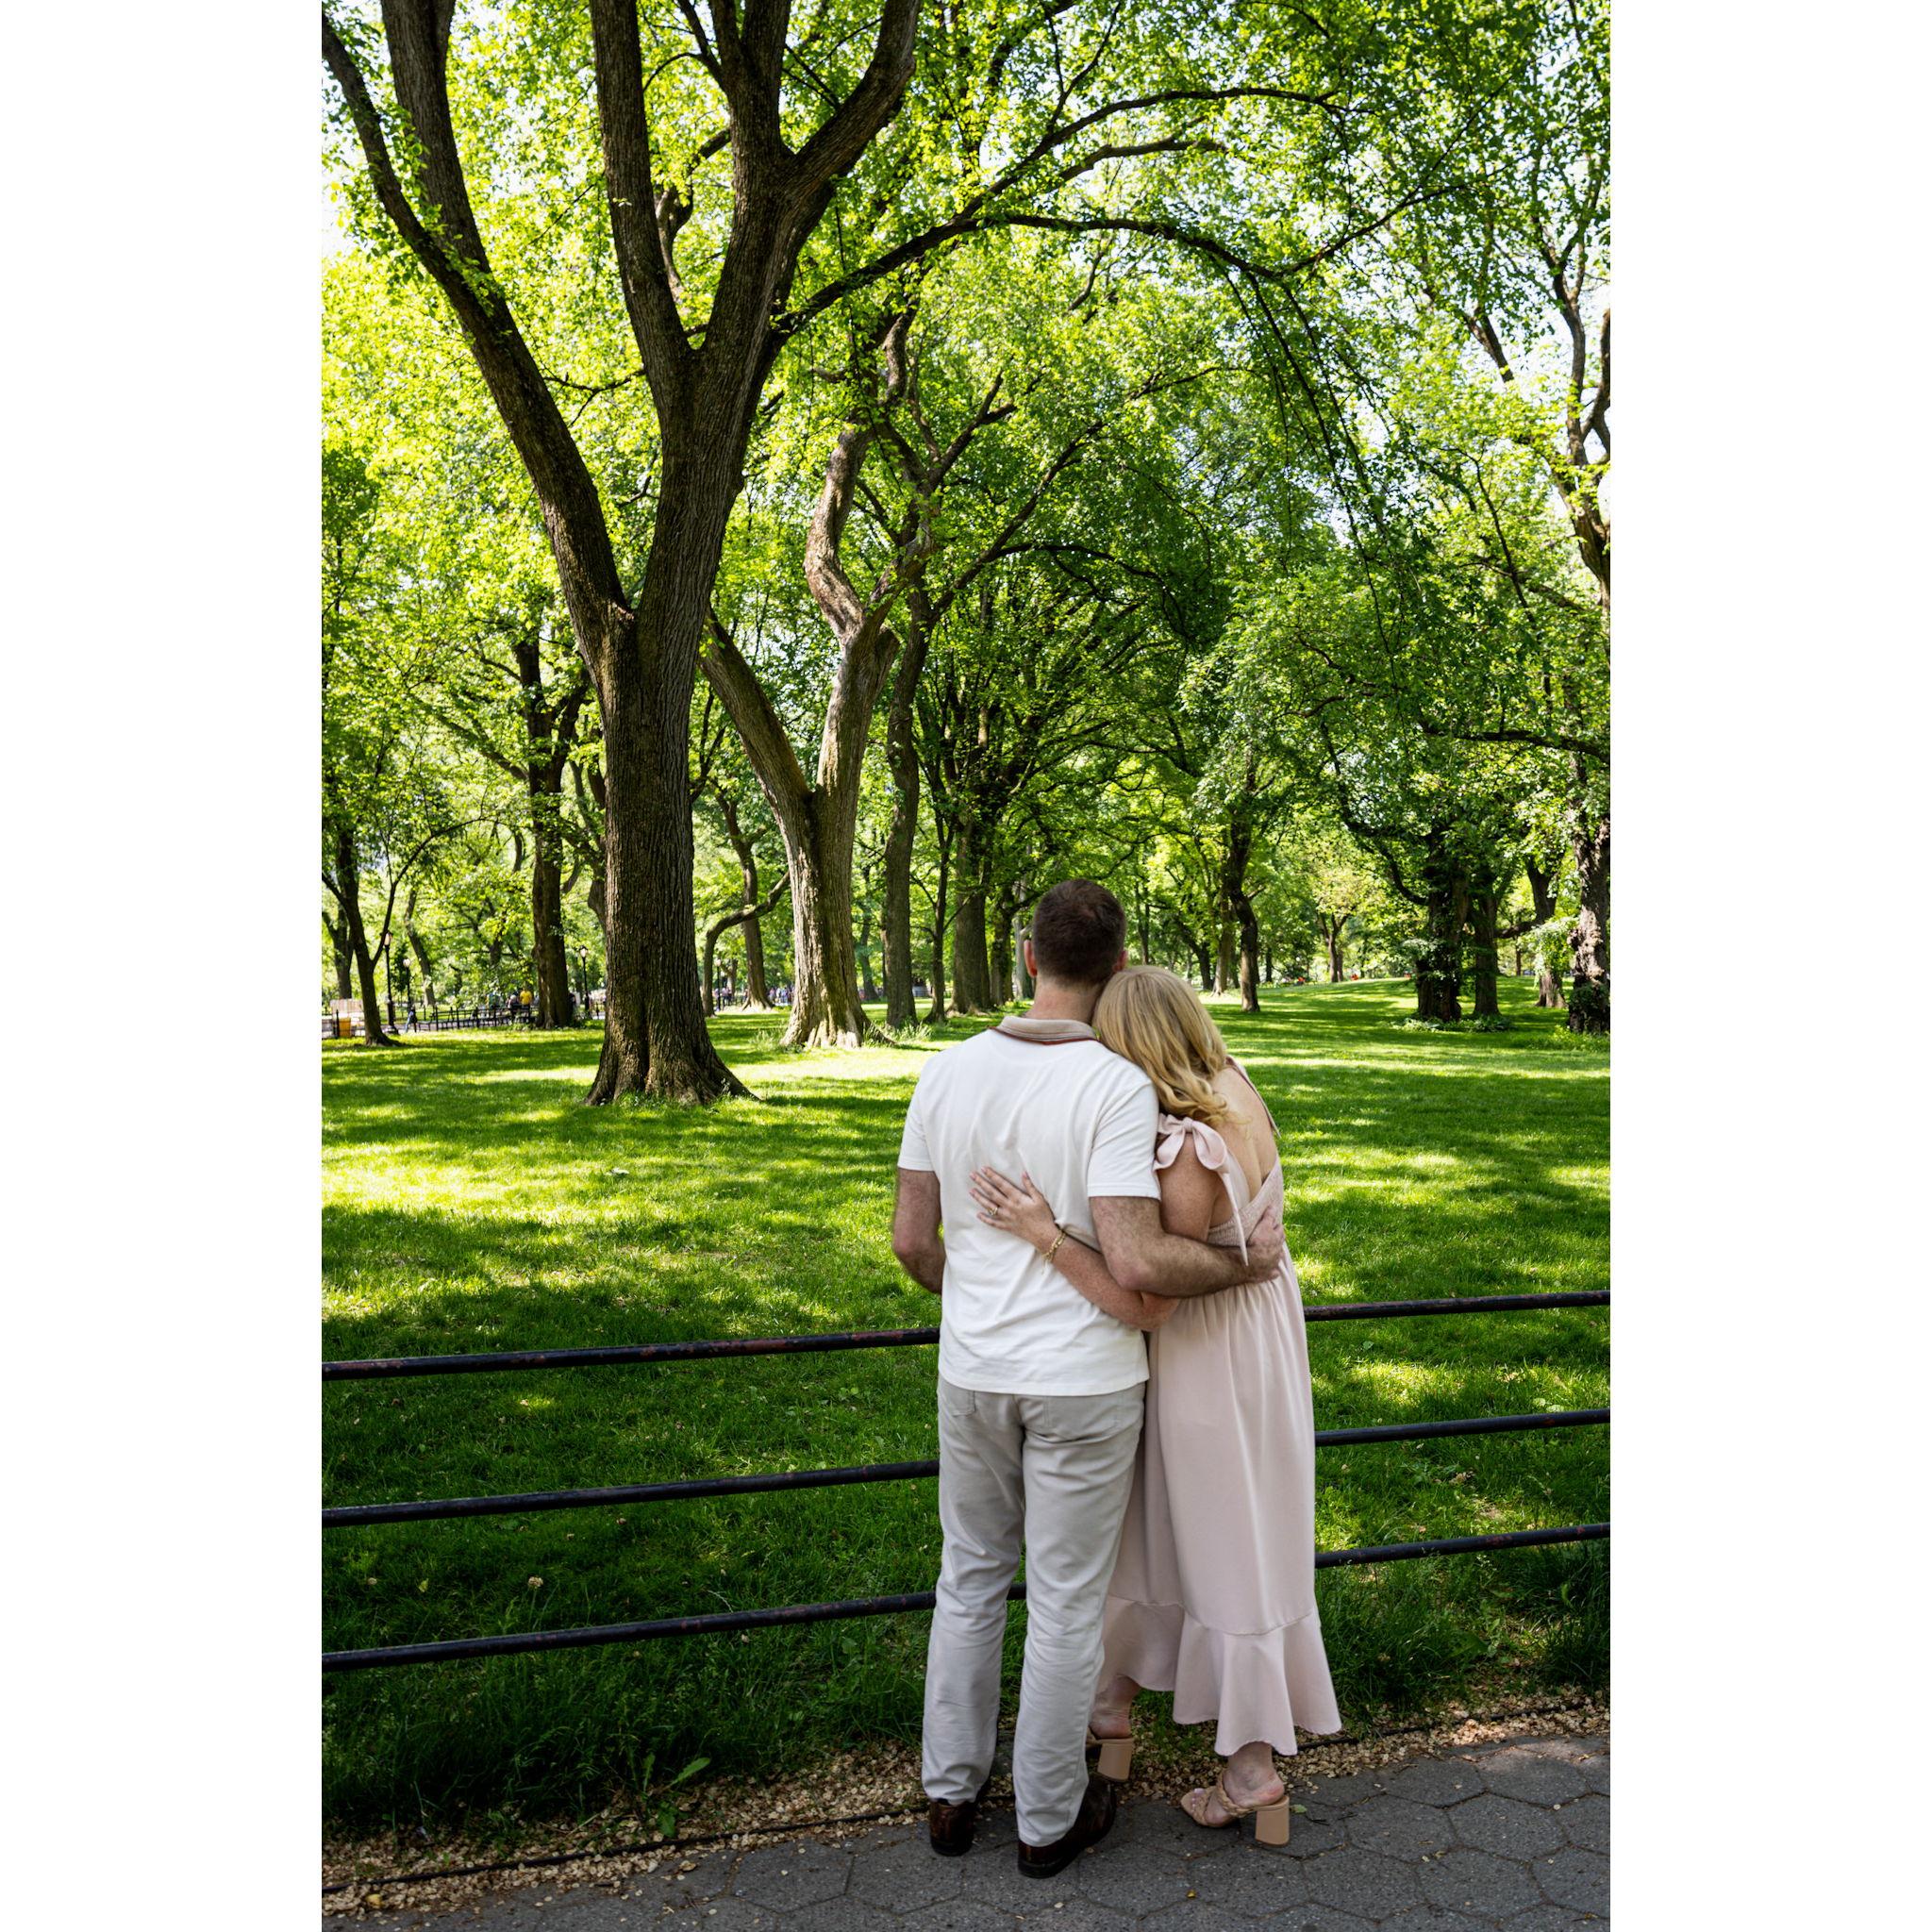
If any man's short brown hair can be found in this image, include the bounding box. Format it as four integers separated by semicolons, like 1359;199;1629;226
1027;879;1127;989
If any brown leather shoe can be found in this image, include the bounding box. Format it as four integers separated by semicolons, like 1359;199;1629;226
927;1774;994;1857
1017;1773;1118;1878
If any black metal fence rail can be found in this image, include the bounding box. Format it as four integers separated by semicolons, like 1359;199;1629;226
323;1291;1608;1674
325;1409;1609;1528
323;1291;1608;1382
324;1524;1609;1673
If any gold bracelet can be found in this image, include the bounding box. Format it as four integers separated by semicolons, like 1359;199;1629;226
1043;1225;1070;1265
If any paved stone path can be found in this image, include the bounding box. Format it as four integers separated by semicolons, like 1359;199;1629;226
341;1732;1607;1930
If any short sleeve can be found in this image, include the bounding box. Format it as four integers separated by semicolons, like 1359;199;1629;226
896;1071;935;1172
1086;1071;1162;1200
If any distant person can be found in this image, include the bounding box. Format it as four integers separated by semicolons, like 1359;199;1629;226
970;963;1341;1849
892;882;1286;1878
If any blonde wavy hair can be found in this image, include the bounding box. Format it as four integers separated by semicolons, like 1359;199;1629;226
1093;966;1232;1125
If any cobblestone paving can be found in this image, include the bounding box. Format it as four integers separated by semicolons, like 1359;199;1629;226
342;1733;1607;1931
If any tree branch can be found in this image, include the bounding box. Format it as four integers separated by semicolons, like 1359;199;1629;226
784;187;1449;341
791;0;921;198
588;0;697;401
323;8;628;633
698;611;814;814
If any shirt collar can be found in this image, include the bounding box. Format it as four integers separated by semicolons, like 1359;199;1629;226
993;1016;1096;1044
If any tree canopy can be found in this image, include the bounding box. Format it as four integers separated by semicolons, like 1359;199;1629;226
321;0;1612;1076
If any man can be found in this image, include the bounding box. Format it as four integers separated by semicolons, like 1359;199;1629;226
892;879;1284;1876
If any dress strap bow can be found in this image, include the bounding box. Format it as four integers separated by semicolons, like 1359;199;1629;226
1152;1113;1247;1266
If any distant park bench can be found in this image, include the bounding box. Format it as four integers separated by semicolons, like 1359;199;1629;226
324;1006;581;1039
401;1008;538;1033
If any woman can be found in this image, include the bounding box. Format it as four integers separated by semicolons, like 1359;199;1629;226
968;965;1341;1844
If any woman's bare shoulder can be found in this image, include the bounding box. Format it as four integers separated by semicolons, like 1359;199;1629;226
1210;1068;1274;1187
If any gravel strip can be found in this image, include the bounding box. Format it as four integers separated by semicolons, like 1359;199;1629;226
323;1696;1607;1920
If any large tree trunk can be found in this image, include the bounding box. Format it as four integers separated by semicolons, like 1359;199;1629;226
989;894;1015;1008
881;600;929;1030
774;794;869;1046
329;818;394;1046
1214;916;1235;995
716;792;772;1009
510;625;587;1029
323;4;920;1102
1194;937;1214;992
1568;808;1610;1033
1223;819;1261;1015
1413;841;1465;1023
702;545;892;1049
327;912;355;1002
587;602;746;1103
528;784;572;1027
857;891;879;1004
1323;913;1346;985
1467;877;1501;1019
1235;920;1259;1011
927;830;951;1022
949;818;996;1013
744;903;771;1009
702;311;968;1049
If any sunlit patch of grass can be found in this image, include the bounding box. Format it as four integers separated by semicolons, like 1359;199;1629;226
323;977;1606;1827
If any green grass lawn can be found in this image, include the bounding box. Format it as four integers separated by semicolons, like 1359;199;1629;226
323;978;1607;1828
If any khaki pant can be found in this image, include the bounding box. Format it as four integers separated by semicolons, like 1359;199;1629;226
922;1376;1145;1845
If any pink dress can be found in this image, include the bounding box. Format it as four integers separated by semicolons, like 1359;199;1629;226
1100;1075;1343;1755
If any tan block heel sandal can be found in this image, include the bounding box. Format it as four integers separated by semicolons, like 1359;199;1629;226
1179;1774;1291;1847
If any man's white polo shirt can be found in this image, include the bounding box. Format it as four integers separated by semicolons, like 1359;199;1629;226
896;1017;1161;1395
